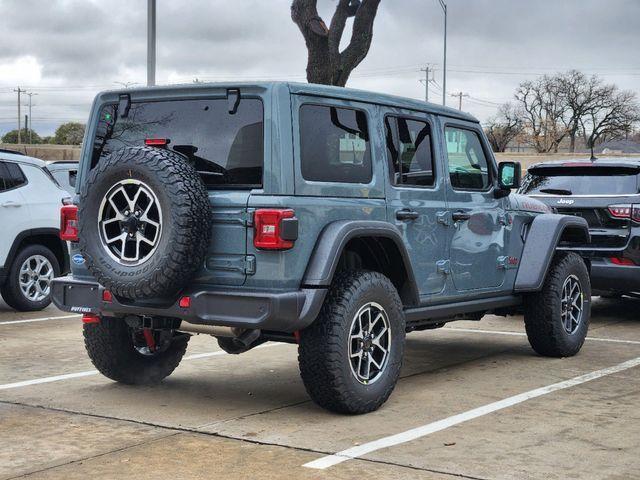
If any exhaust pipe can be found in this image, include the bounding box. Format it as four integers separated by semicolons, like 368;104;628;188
178;321;243;338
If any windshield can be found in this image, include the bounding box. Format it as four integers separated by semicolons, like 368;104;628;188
520;167;639;196
91;98;264;189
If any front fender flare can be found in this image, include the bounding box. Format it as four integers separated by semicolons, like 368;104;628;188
514;214;589;292
302;220;420;305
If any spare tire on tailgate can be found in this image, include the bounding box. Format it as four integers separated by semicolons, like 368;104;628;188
79;146;211;299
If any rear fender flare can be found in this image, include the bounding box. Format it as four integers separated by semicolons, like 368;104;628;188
302;220;419;305
514;213;589;292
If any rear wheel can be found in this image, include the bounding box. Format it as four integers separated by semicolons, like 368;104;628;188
83;316;189;384
1;244;60;312
298;270;405;414
524;252;591;357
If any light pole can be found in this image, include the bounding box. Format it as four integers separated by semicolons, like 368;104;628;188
147;0;156;86
437;0;447;106
27;92;37;144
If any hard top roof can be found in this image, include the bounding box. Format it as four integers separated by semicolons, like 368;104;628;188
99;81;479;123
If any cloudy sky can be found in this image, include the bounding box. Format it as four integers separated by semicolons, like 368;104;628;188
0;0;638;137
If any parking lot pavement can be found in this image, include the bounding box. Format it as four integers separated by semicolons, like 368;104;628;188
1;296;639;479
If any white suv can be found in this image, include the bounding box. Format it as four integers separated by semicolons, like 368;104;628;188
0;151;71;311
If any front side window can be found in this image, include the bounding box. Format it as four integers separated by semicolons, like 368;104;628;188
445;127;490;190
385;116;435;187
92;98;264;189
299;104;372;184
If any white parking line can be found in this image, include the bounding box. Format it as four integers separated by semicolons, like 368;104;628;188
0;343;282;391
442;327;640;346
0;314;79;326
303;356;640;470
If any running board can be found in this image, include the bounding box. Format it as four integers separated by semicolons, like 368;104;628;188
404;295;522;324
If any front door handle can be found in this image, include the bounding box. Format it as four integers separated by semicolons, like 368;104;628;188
396;209;419;221
0;201;22;208
452;211;471;222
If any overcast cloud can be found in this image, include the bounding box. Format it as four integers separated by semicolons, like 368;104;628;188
0;0;638;136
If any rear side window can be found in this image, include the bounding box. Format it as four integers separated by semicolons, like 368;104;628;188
0;161;27;191
385;116;435;187
520;167;640;195
92;98;264;189
299;104;372;184
445;127;490;190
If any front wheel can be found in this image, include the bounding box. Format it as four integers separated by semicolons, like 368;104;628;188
84;316;189;384
524;252;591;357
298;270;406;414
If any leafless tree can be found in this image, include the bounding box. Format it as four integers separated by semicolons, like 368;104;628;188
514;75;570;153
291;0;381;86
556;70;602;152
484;103;524;152
580;88;640;155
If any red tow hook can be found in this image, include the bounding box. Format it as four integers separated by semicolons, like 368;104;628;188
142;329;156;352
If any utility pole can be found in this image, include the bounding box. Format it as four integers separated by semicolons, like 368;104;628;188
450;92;469;110
419;65;433;102
27;92;37;144
437;0;447;106
24;115;28;142
13;87;24;144
147;0;156;86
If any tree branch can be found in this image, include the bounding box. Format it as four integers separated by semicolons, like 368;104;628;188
335;0;381;86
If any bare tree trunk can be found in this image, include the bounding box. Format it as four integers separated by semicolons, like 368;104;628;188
291;0;381;86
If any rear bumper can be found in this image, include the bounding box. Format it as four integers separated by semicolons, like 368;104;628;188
591;259;640;293
51;276;326;332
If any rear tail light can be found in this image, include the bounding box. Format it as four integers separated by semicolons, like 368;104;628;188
609;257;636;266
102;290;113;302
60;205;79;241
253;209;298;250
608;204;640;223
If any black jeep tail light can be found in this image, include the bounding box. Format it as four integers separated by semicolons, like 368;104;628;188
632;205;640;223
608;204;632;219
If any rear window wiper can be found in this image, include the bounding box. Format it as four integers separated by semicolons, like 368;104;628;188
539;188;573;195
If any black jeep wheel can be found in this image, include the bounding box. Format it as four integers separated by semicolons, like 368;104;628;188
524;252;591;357
298;270;405;414
84;316;189;384
1;244;60;312
79;146;211;299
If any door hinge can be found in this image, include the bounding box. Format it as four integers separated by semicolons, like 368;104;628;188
206;255;256;275
436;211;452;227
436;259;451;275
498;213;511;226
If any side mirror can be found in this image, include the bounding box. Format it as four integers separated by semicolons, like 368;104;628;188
498;161;521;190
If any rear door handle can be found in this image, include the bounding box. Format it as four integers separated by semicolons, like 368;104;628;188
452;211;471;222
0;201;22;208
396;209;419;221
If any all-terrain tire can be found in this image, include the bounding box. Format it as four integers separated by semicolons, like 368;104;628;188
1;244;60;312
524;252;591;357
298;270;405;414
79;146;211;299
84;316;189;384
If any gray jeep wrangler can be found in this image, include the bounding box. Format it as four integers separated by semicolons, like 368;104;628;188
53;82;591;414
